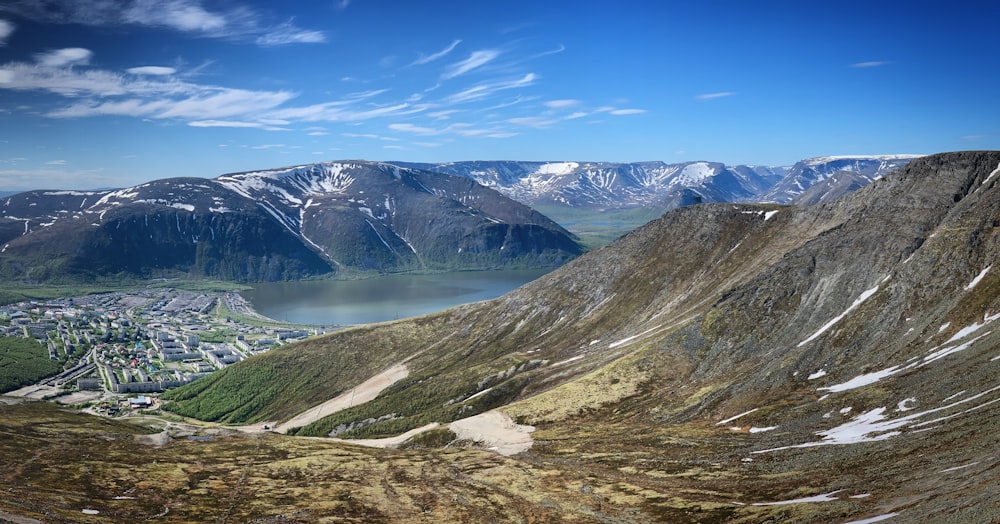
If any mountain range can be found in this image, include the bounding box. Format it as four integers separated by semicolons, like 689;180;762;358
139;150;1000;522
398;154;919;210
0;162;582;282
0;155;917;283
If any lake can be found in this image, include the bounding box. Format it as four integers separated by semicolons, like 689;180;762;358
241;269;553;326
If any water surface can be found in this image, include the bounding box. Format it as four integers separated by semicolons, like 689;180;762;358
242;269;552;326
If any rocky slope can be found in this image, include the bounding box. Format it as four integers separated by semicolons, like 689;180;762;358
159;151;1000;522
0;162;582;282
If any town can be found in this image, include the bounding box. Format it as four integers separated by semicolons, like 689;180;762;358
0;287;334;412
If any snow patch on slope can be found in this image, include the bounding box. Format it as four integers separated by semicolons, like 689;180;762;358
534;162;579;176
798;285;880;347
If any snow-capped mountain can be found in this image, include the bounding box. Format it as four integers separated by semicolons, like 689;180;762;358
395;160;789;210
759;155;922;203
0;162;582;282
395;156;919;212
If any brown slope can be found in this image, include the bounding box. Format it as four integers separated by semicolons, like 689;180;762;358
159;151;1000;522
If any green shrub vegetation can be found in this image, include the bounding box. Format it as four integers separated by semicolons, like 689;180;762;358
161;304;549;436
0;336;61;393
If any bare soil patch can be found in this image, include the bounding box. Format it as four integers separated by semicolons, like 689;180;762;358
274;364;409;433
449;410;535;456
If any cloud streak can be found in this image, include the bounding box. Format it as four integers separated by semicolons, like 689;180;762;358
544;99;580;109
412;39;462;66
389;122;516;139
127;66;176;76
444;73;537;103
0;0;325;46
608;108;646;115
695;92;734;100
443;50;500;79
256;20;327;46
189;120;288;131
35;47;92;68
851;60;889;68
0;19;13;45
123;0;228;33
0;26;629;153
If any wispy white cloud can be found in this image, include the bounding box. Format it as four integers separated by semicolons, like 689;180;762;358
268;101;426;123
49;88;296;121
443;50;500;79
507;116;558;128
608;108;646;115
0;0;324;46
342;132;400;141
45;159;66;165
123;0;228;33
335;0;351;11
0;19;14;46
543;99;579;109
428;109;461;120
389;122;515;139
127;66;176;76
851;61;889;68
256;20;326;46
188;120;288;131
1;60;167;96
0;18;622;149
499;21;535;35
0;47;455;129
36;47;92;68
593;105;648;115
481;95;534;112
388;123;438;135
445;73;537;103
529;44;566;59
344;88;391;100
412;39;462;66
190;120;259;128
695;92;734;100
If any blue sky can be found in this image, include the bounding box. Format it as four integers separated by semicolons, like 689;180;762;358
0;0;997;191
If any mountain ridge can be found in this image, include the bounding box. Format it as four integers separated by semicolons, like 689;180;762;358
394;154;920;212
0;161;583;282
154;150;1000;522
